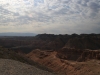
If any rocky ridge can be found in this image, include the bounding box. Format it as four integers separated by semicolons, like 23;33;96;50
27;48;100;75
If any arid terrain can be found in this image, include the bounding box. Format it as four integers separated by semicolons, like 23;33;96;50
0;59;55;75
0;47;56;75
0;34;100;75
27;48;100;75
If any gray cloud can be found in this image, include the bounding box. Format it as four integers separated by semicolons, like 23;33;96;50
0;0;100;34
88;1;100;12
0;6;13;24
13;12;20;16
0;6;11;15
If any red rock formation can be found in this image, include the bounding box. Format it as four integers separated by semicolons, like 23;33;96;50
78;50;100;61
57;48;100;62
26;48;100;75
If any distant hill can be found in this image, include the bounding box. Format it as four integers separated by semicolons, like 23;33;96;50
0;33;100;54
0;32;36;36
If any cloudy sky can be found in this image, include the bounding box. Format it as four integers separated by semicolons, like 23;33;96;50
0;0;100;34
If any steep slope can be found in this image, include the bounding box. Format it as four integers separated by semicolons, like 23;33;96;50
57;48;100;61
0;47;55;72
27;49;100;75
65;36;100;49
0;59;55;75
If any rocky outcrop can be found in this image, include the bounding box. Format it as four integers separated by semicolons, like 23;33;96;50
27;49;100;75
78;50;100;61
57;48;100;62
56;48;83;61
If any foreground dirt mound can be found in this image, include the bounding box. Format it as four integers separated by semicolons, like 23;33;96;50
0;59;55;75
27;49;100;75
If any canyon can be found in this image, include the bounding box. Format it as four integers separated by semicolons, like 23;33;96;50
0;33;100;75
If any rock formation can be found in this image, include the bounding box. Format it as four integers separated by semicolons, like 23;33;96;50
26;48;100;75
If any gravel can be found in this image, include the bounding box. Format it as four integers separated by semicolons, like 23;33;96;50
0;59;56;75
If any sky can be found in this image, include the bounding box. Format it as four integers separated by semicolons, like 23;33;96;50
0;0;100;34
